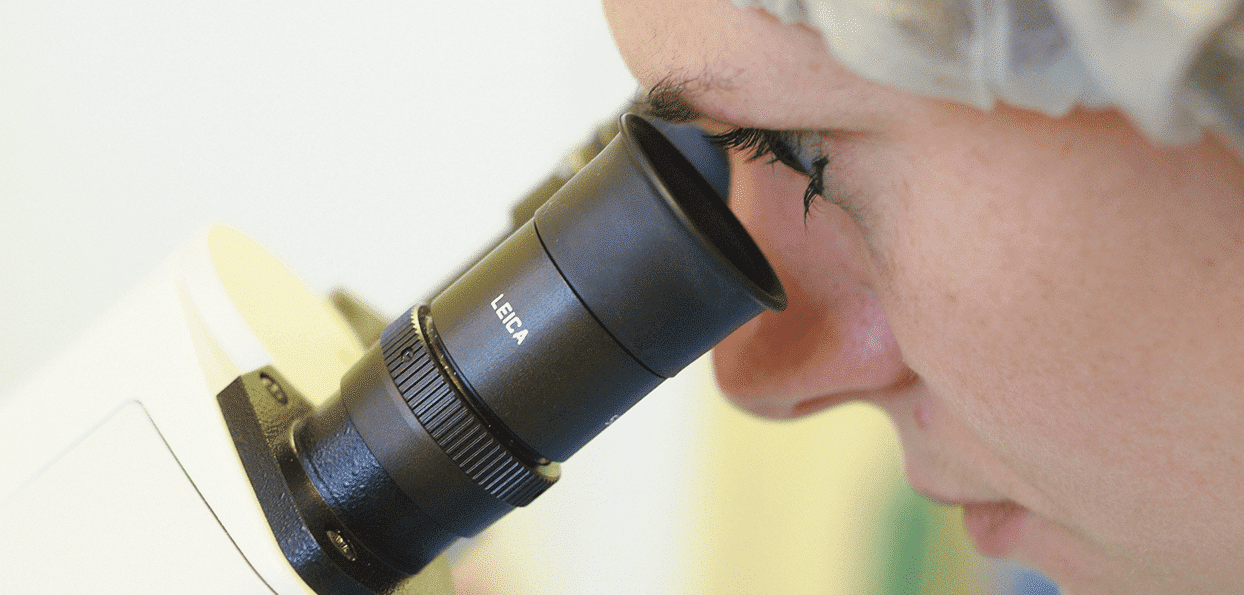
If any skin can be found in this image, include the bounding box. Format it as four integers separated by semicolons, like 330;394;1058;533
602;1;1244;593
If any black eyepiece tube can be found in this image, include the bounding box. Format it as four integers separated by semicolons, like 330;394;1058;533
295;114;787;582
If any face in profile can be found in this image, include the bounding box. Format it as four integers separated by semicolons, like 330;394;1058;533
604;0;1244;592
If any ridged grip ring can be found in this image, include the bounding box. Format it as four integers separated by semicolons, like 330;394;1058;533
380;307;557;507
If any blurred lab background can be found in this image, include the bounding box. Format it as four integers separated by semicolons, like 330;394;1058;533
0;1;1055;593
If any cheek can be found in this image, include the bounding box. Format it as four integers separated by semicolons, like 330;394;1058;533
873;111;1244;571
894;147;1150;465
871;114;1147;448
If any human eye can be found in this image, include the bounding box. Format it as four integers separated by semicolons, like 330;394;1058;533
706;127;830;215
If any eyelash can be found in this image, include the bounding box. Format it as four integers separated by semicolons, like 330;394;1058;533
705;128;829;215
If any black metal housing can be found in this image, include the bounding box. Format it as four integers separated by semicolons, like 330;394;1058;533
224;114;788;588
219;368;421;594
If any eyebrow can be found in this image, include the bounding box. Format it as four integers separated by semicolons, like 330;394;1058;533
630;77;706;124
631;75;813;137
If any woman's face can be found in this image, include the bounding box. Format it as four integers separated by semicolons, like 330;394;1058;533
604;0;1244;592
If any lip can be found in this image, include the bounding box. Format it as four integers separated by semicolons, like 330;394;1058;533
962;500;1029;557
909;482;1029;558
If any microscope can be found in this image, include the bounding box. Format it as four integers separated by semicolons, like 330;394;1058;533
0;114;785;594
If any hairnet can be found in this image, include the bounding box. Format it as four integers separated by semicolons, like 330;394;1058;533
732;0;1240;145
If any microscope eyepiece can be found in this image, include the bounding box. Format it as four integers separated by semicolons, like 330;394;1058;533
294;114;787;582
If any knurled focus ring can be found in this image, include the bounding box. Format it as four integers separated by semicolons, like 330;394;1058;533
380;307;557;507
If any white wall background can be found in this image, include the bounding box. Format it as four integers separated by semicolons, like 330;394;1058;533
0;0;637;395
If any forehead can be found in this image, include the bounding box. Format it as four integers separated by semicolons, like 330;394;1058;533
604;0;926;132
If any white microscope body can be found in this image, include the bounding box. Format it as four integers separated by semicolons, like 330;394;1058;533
0;227;452;594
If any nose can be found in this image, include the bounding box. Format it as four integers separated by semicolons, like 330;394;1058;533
713;154;912;419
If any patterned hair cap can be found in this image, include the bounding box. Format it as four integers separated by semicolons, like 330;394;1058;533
732;0;1240;145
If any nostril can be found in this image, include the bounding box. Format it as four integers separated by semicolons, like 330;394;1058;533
790;393;856;418
914;396;931;430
